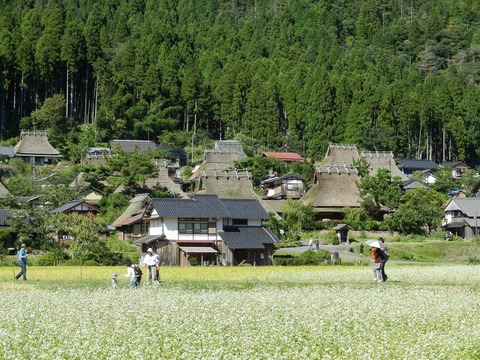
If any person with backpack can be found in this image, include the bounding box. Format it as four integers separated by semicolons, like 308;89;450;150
125;259;142;288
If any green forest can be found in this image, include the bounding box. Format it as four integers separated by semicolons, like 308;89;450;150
1;0;480;164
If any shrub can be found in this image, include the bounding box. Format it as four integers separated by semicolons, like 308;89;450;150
274;250;331;266
36;250;70;266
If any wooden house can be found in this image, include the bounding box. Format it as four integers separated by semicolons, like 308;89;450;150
396;159;439;177
111;194;151;241
50;200;100;216
302;164;361;220
441;161;471;178
69;172;104;204
13;130;62;164
443;197;480;239
260;173;305;199
134;194;279;266
360;151;407;179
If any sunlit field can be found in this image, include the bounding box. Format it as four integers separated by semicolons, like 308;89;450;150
1;265;480;359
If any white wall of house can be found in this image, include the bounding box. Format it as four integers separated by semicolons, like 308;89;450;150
148;215;224;241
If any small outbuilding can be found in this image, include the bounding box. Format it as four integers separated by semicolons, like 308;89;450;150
332;224;350;244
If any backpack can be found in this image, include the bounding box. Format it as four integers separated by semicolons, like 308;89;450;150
132;264;142;277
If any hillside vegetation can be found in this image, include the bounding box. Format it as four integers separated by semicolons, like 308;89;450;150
1;0;480;163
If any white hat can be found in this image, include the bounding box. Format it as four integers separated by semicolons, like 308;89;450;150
147;248;153;253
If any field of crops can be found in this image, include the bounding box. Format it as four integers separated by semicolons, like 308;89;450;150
1;265;479;359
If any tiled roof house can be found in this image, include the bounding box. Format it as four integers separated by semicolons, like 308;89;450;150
134;194;279;266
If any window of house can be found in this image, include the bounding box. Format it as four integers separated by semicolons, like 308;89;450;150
178;218;209;234
232;219;248;226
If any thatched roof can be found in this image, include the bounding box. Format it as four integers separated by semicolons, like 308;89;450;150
69;172;90;189
200;177;257;199
14;131;61;157
302;172;361;210
111;194;151;227
215;140;246;156
143;167;188;199
360;151;407;179
318;144;359;166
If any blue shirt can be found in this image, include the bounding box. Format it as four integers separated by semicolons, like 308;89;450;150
18;249;27;263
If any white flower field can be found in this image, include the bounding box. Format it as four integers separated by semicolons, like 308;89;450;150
1;265;479;359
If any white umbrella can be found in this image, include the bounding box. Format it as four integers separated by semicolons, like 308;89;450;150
366;239;384;249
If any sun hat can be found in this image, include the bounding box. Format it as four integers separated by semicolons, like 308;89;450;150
147;248;153;253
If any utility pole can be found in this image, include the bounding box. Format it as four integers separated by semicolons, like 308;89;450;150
191;101;197;165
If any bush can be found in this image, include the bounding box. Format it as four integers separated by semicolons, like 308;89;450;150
36;249;70;266
274;250;331;266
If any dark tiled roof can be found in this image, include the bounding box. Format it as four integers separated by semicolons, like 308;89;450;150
109;140;157;154
0;146;14;156
152;194;231;218
219;227;279;249
396;159;439;170
0;209;10;226
51;200;99;214
221;199;269;219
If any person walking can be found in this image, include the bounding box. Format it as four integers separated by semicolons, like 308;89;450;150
308;239;314;250
15;243;29;281
154;252;161;283
125;259;142;288
371;246;386;282
143;248;159;284
379;238;389;282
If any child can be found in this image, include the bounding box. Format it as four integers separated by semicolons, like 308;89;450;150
125;259;142;288
111;273;119;289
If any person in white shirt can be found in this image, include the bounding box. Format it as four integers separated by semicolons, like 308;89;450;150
124;259;141;288
144;248;158;284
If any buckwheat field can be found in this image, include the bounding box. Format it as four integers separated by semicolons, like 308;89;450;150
1;265;479;359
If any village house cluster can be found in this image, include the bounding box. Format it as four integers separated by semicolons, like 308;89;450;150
0;131;477;263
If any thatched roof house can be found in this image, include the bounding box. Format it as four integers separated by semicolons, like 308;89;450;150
318;144;359;166
360;151;407;179
14;130;61;164
302;169;361;219
143;167;188;199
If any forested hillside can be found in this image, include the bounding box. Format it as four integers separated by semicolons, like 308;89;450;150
1;0;480;163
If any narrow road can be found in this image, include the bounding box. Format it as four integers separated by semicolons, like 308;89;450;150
279;243;361;259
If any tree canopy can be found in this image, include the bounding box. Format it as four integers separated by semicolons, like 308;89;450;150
0;0;479;164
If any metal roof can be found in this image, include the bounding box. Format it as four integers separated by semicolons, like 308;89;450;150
178;246;218;254
219;227;279;249
134;234;165;245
